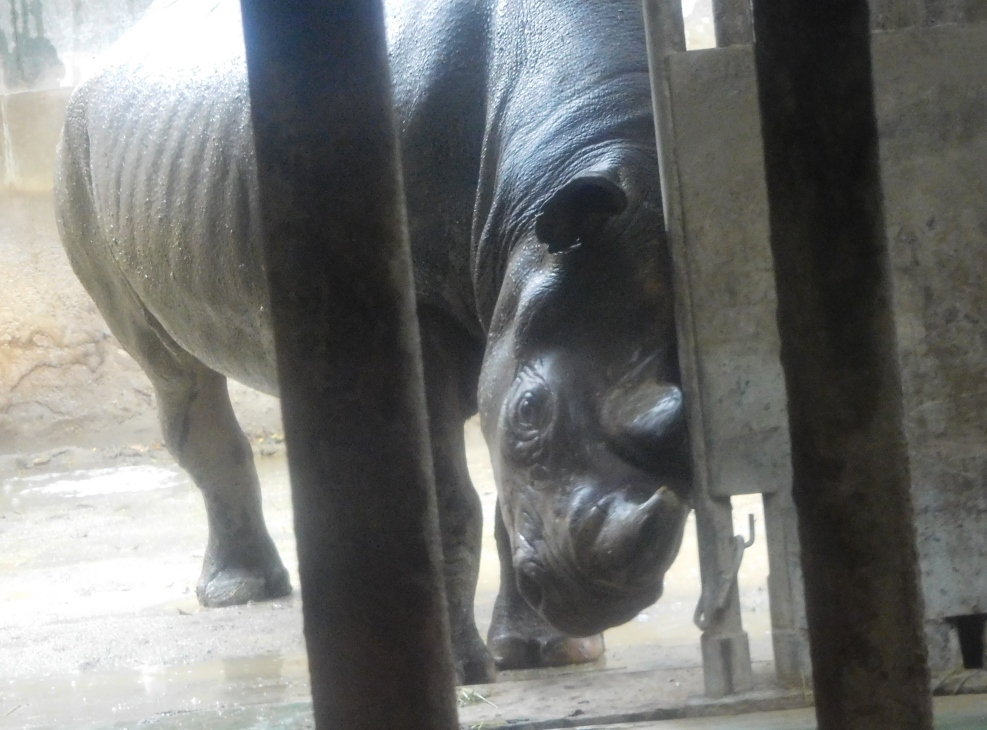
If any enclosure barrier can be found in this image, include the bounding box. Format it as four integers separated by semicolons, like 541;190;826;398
644;0;804;698
238;0;459;727
644;0;987;705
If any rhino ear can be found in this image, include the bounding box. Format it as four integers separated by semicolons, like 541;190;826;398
535;174;628;253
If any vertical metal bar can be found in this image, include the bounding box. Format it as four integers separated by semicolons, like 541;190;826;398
752;0;933;727
642;0;754;699
712;0;753;47
237;1;459;727
762;490;809;686
645;0;687;56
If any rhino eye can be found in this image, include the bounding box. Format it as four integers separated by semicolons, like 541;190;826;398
512;385;553;435
503;376;557;466
517;390;548;429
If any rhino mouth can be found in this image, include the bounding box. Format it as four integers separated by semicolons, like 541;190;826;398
514;552;665;637
512;485;687;637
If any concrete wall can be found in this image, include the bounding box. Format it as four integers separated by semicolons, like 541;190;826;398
0;2;151;453
0;0;153;95
874;24;987;624
663;21;987;671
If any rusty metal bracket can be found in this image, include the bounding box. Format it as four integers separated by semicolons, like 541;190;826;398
694;514;755;631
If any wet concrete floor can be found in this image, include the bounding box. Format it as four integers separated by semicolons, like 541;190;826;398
7;695;984;730
3;420;974;728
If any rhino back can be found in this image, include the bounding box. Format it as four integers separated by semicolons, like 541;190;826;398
57;0;497;389
58;0;299;392
386;0;491;340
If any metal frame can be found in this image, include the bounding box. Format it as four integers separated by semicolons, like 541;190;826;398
643;0;809;697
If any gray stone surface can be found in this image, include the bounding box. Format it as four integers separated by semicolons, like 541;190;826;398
666;47;792;501
658;21;987;681
874;24;987;622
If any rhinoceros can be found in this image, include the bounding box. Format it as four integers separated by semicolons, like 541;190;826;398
54;0;692;684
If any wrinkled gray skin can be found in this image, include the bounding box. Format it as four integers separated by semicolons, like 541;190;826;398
55;0;692;684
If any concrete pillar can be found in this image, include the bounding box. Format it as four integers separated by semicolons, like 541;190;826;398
238;1;459;727
711;0;752;47
751;1;933;728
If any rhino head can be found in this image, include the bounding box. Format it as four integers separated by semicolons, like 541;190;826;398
477;153;692;637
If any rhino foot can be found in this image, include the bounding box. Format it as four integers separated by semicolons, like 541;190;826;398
452;627;498;685
487;596;604;670
197;563;292;607
489;627;604;670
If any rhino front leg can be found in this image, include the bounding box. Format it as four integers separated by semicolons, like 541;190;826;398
488;502;605;669
151;357;291;607
420;312;497;685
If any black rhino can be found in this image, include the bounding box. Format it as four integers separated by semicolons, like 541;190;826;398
54;0;692;684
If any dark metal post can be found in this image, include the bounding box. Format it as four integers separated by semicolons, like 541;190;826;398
238;1;459;727
752;1;933;728
643;0;754;698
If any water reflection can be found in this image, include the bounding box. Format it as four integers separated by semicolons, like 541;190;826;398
9;464;185;498
1;655;312;729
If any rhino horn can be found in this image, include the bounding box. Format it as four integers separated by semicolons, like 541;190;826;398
602;380;683;446
581;487;682;582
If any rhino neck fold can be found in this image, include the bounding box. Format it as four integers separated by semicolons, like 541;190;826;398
386;0;494;341
468;0;658;330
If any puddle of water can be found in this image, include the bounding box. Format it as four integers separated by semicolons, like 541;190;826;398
0;654;312;730
5;464;186;499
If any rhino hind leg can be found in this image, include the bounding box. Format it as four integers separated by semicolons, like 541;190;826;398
55;128;288;607
150;357;292;607
103;303;289;607
488;502;604;670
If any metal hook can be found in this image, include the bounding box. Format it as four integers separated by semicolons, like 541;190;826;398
692;513;756;631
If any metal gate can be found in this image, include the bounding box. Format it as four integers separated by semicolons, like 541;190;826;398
645;0;987;698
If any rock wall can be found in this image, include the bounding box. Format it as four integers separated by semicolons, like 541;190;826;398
0;182;283;455
0;189;157;453
0;4;281;456
0;4;167;454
